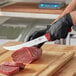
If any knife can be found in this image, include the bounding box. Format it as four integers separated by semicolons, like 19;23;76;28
3;33;50;51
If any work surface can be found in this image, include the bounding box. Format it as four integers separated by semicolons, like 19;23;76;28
0;41;76;76
43;44;76;76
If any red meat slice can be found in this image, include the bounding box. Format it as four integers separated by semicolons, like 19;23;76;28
11;47;42;64
0;65;19;76
28;47;42;60
1;62;25;69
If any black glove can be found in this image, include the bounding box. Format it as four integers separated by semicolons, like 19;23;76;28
26;25;50;48
46;13;73;41
27;13;73;47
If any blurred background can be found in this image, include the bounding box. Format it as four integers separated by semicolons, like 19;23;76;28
0;0;76;46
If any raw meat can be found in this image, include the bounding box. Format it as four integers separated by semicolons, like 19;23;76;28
11;47;42;64
1;62;25;69
0;65;19;76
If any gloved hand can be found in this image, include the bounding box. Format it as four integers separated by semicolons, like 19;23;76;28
46;13;73;41
27;25;50;48
27;13;73;47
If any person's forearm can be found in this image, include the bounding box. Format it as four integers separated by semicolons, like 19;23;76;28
53;0;76;23
70;11;76;25
59;0;76;18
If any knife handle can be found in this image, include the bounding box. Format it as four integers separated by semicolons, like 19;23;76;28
45;28;71;42
45;33;50;41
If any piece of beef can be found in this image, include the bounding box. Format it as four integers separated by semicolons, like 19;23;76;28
11;47;42;64
1;62;25;69
0;65;19;76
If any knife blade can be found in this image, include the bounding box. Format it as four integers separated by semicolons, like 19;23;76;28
3;33;50;51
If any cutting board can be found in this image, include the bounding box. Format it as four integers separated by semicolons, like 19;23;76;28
1;2;66;14
0;42;74;76
43;44;76;76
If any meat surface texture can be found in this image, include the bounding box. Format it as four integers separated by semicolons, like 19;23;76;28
0;65;19;76
1;62;25;69
11;47;42;64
